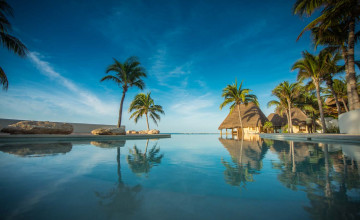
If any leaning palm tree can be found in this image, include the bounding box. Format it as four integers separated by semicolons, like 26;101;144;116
101;57;146;128
321;51;345;116
292;51;328;133
0;0;28;90
271;81;301;133
219;80;258;136
293;0;360;110
128;92;164;131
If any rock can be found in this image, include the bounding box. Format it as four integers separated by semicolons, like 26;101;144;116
138;130;148;134
1;121;73;134
91;126;125;135
148;129;160;134
126;130;138;134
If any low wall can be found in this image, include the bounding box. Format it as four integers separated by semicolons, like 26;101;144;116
0;118;116;133
339;110;360;134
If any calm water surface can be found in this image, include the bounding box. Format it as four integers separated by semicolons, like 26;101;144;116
0;134;359;219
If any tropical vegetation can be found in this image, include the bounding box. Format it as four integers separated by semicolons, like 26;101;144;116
220;80;258;135
128;92;164;131
101;57;146;128
0;0;27;90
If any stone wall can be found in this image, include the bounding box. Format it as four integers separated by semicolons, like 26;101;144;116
339;110;360;134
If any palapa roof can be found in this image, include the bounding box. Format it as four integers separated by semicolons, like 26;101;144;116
218;102;268;130
267;107;308;127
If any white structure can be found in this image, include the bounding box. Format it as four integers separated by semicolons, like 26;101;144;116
339;109;360;134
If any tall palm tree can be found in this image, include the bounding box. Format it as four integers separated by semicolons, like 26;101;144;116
128;92;164;131
293;0;360;110
220;80;258;135
101;57;146;128
271;81;301;133
0;0;28;90
321;51;345;116
292;51;328;133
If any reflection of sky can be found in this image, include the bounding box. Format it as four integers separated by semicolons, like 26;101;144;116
0;135;359;219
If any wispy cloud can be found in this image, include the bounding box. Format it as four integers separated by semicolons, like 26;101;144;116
28;52;114;115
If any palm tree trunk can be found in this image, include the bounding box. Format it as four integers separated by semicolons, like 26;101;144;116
324;144;331;198
346;19;360;110
117;146;123;185
145;113;150;131
287;101;293;133
237;104;244;136
342;99;349;112
285;110;290;133
314;81;327;133
145;139;149;154
291;141;296;173
327;80;341;116
118;90;127;128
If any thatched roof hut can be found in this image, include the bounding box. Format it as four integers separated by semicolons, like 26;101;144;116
218;103;268;130
267;108;308;127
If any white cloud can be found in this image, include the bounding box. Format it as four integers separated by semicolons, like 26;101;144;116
28;52;115;115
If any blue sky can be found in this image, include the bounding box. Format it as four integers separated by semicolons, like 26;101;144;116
0;0;333;132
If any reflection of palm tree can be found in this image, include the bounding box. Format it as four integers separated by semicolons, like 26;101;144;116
221;139;256;189
127;140;164;177
272;140;360;218
96;143;142;218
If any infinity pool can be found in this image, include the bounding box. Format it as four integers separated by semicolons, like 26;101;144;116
0;134;359;219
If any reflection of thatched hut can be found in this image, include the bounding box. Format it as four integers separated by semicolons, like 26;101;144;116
267;108;308;133
219;138;268;170
218;103;268;135
0;142;72;157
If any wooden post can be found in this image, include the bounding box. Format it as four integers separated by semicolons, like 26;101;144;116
220;130;222;136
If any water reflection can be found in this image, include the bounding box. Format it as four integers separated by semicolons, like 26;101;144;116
93;139;164;218
0;142;72;157
269;140;360;219
127;140;164;177
219;135;269;189
90;140;126;148
92;140;142;218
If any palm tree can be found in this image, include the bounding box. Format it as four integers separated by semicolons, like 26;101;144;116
101;57;146;128
271;81;301;133
332;79;349;112
292;51;328;133
267;97;291;133
293;0;360;110
219;80;258;136
0;0;28;90
296;88;319;133
128;92;164;131
321;51;345;116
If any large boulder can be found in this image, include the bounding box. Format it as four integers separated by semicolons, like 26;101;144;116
1;121;73;134
148;129;160;134
91;126;126;135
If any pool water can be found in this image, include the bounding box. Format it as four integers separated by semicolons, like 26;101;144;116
0;134;359;219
